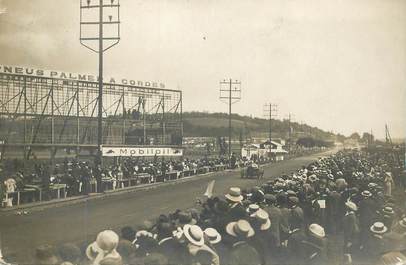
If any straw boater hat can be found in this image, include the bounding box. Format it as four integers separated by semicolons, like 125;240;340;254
382;207;395;215
399;217;406;228
252;209;271;230
133;230;156;244
368;183;378;189
204;228;222;244
183;224;204;246
345;201;358;212
370;222;388;234
226;219;255;238
246;204;260;215
361;190;372;197
308;224;325;238
225;187;244;203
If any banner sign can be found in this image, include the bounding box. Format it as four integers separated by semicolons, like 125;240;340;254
0;65;165;89
102;146;183;157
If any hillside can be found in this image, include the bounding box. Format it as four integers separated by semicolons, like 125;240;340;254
183;111;337;141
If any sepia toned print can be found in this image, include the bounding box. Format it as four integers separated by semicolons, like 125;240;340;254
0;0;405;265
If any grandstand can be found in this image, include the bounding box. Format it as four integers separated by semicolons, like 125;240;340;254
0;67;182;161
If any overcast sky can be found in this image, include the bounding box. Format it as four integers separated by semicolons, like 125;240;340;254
0;0;405;139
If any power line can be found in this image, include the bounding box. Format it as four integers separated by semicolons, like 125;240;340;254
80;0;121;166
263;103;278;142
284;113;295;153
219;79;241;159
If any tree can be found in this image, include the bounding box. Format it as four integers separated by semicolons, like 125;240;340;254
349;132;361;141
362;132;374;144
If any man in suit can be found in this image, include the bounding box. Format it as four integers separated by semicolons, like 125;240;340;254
343;201;359;255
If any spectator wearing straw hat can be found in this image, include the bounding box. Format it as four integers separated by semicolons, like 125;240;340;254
184;224;220;265
225;219;261;265
250;209;271;265
225;187;247;222
364;222;388;260
204;227;228;265
343;201;359;254
359;190;378;248
380;206;396;231
302;224;328;265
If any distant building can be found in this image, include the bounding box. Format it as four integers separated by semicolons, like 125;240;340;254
241;140;288;161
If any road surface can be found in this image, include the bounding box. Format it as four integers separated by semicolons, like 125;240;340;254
0;149;338;263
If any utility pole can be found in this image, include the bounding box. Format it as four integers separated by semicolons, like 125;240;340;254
220;79;241;159
285;113;294;153
263;103;277;160
80;0;121;166
263;103;278;142
288;113;291;152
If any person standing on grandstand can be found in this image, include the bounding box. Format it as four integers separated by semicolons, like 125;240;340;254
94;164;103;193
41;164;51;201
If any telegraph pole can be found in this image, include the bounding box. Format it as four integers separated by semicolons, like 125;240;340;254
220;79;241;159
286;113;294;153
80;0;121;166
263;103;278;142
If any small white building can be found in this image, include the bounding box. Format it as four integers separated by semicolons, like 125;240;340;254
241;140;288;161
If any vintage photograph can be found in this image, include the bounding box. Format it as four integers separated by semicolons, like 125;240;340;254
0;0;405;265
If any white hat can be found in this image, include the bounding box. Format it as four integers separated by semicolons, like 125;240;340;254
183;224;204;246
370;222;388;234
399;217;406;228
204;228;222;245
361;190;372;197
252;209;271;230
345;201;358;211
225;187;243;203
226;219;255;238
246;204;260;214
86;230;119;260
309;224;325;238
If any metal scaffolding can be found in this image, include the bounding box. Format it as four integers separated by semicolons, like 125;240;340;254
0;73;182;160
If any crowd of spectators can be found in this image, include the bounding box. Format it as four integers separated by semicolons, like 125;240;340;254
1;149;405;265
2;154;267;206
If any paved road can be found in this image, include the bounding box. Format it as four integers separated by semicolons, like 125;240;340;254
0;149;337;263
